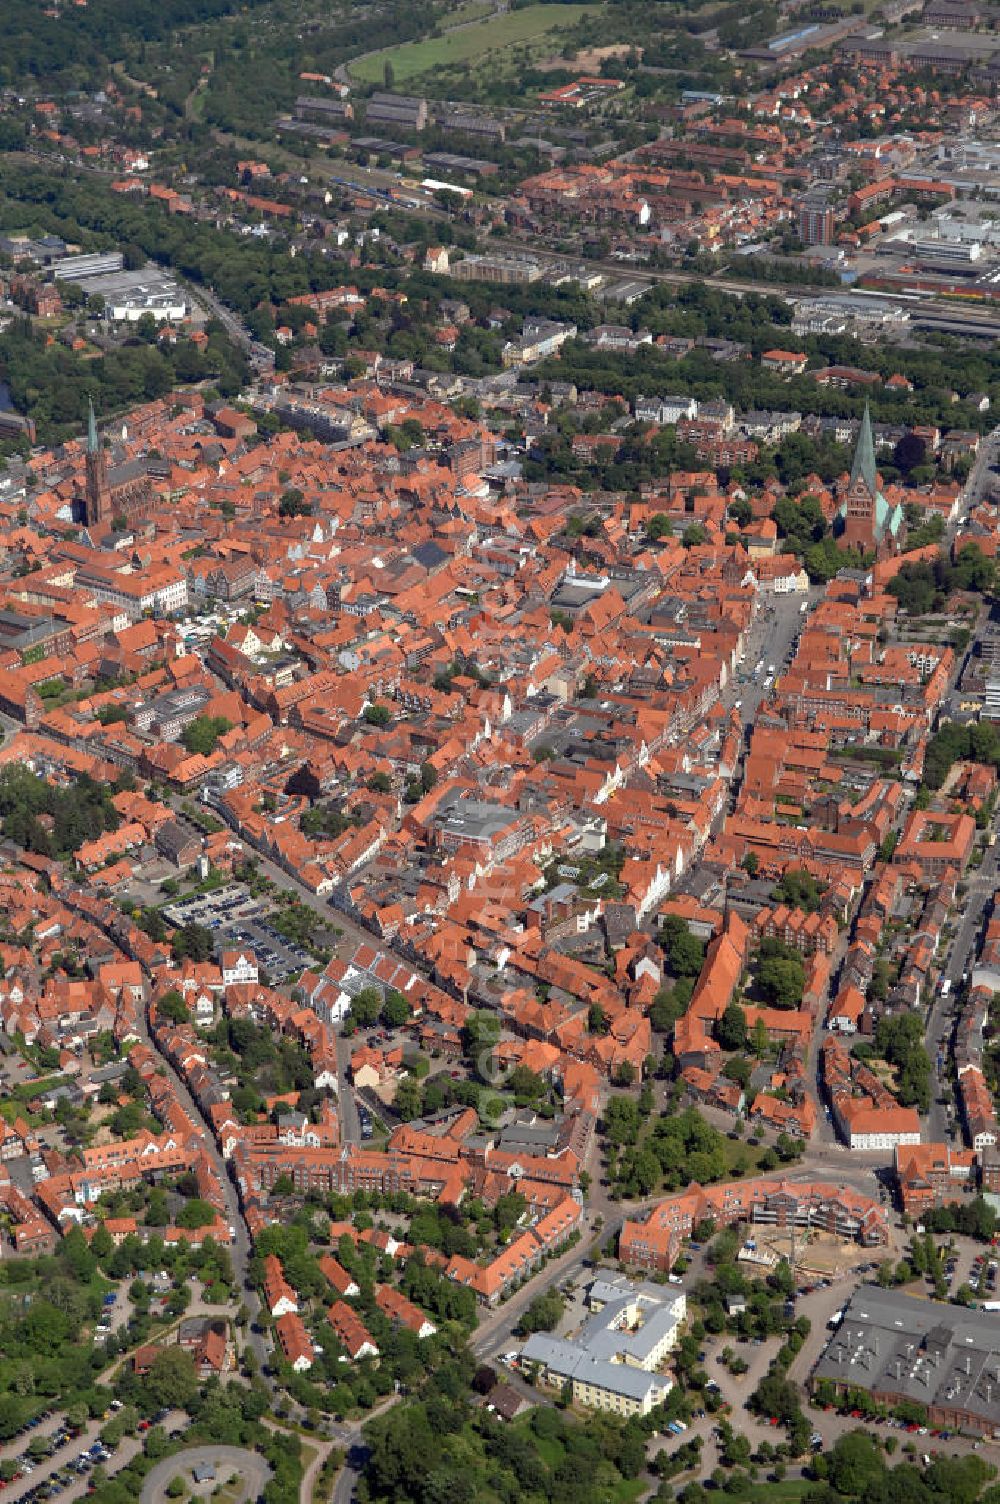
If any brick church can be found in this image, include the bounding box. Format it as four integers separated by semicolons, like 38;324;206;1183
836;403;905;560
75;400;155;531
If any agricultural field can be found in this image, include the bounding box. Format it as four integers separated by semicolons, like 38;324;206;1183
349;2;601;85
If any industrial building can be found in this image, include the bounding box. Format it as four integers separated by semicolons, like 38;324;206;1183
812;1286;1000;1434
65;266;188;324
51;251;124;282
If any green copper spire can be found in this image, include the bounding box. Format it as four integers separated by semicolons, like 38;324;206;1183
87;397;98;454
850;401;877;496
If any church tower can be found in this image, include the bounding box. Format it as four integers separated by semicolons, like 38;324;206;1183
837;402;905;558
84;397;110;527
843;402;877;542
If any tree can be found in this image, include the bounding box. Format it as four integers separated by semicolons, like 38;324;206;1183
826;1430;884;1495
650;982;691;1033
383;60;395;89
588;1002;608;1035
158;990;188;1025
659;915;705;979
517;1288;564;1335
349;987;382;1027
91;1222;113;1260
894;431;926;477
604;1095;640;1146
278;488;310;518
394;1077;422;1121
363;704;391;728
756;938;805;1009
171;923;214;963
146;1348;199;1411
180;715;232;756
382;990;409;1029
750;1017;769;1056
420;762;437;794
175;1198;217;1230
717;1003;747;1052
508;1065;545;1102
771;868;823;913
875;1012;930;1112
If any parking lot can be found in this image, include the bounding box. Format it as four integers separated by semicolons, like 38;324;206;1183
1;1410;125;1504
725;589;815;729
161;885;264;931
159;885;317;980
217;917;312;981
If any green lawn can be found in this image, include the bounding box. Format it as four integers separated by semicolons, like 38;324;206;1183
446;0;496;23
720;1134;772;1176
349;4;600;84
512;1417;563;1468
743;1482;811;1503
606;1481;645;1503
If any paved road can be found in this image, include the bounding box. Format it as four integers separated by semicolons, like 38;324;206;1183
335;1032;361;1146
185;284;273;373
951;423;1000;533
926;836;1000;1143
132;1002;269;1382
140;1446;271;1504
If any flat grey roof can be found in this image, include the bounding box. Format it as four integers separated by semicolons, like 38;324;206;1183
520;1335;669;1400
813;1284;1000;1429
520;1283;685;1401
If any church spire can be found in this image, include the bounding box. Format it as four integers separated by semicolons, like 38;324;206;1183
87;397;98;455
850;402;877;496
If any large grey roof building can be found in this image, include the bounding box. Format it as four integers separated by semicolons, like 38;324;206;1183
520;1278;685;1416
812;1284;1000;1434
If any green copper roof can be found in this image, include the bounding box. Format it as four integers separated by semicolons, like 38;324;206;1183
87;397;98;454
850;402;877;496
875;493;904;541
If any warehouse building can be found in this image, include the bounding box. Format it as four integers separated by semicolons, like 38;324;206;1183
812;1285;1000;1434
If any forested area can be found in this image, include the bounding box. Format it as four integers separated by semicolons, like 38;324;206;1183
887;546;996;616
0;768;121;859
922;720;1000;792
0;0;273;88
0;171;331;316
0;318;246;442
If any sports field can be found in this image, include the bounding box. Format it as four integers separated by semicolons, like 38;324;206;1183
349;3;600;85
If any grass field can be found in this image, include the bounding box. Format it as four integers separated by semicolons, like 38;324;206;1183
743;1482;811;1503
349;3;600;84
447;0;497;22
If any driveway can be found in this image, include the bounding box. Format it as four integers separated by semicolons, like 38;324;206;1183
140;1446;271;1504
